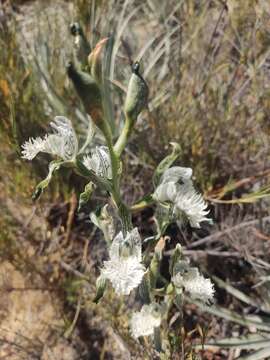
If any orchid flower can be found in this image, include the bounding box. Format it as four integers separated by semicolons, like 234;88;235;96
101;228;145;295
173;267;215;304
22;116;78;161
130;303;161;338
153;166;210;228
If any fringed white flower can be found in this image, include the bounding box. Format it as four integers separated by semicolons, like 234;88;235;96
173;267;215;304
174;183;210;228
21;116;78;161
130;304;161;338
101;228;145;295
83;146;112;179
153;166;210;228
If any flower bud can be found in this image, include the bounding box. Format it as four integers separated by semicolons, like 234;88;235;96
67;61;104;122
88;38;108;83
169;244;183;277
124;62;148;122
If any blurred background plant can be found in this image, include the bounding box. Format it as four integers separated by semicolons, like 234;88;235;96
1;0;270;359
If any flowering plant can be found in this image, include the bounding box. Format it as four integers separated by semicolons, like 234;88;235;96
21;25;214;356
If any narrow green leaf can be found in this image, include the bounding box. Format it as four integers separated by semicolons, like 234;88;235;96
212;276;270;314
153;142;181;186
32;160;63;201
197;334;270;350
154;327;163;352
93;275;107;304
192;300;270;332
78;182;95;211
237;346;270;360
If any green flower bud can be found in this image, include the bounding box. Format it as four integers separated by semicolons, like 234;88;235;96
124;62;148;122
169;244;183;277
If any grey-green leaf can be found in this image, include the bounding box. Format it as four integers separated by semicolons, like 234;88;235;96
78;182;95;211
93;275;107;304
153;142;181;186
32;160;63;201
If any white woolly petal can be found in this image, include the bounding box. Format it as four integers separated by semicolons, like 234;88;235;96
101;256;145;295
130;304;161;338
101;228;145;295
161;166;193;184
153;181;180;203
21;116;78;161
21;136;47;160
174;184;209;228
173;268;215;304
83;146;112;179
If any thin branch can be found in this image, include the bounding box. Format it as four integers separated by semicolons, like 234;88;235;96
188;216;270;249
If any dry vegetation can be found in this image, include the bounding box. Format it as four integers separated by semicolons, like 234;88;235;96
1;0;270;359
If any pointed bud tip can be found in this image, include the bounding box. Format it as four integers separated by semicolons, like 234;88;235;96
132;61;140;75
70;22;82;36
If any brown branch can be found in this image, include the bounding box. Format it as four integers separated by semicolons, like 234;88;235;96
188;216;270;249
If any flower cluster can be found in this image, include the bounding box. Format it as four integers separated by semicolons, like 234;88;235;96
130;304;161;338
173;267;215;304
22;116;112;180
101;228;145;295
22;116;78;161
153;166;210;228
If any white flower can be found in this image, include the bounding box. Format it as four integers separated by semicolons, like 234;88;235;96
101;228;145;295
174;183;209;228
83;146;112;179
153;181;180;203
21;116;78;161
130;304;161;338
153;166;210;228
173;267;215;304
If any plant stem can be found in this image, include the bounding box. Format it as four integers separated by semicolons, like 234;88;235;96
113;113;133;156
107;137;132;234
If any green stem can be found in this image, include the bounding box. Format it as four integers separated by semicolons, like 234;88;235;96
113;113;133;156
107;138;132;235
131;197;154;213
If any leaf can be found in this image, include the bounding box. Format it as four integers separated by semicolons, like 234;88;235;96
237;347;270;360
32;160;63;201
131;193;154;212
138;271;151;304
154;203;175;237
198;334;270;350
191;300;270;332
212;276;270;314
78;181;95;211
153;142;181;186
93;275;107;304
154;327;162;352
169;244;182;277
90;205;115;243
